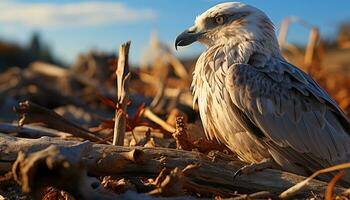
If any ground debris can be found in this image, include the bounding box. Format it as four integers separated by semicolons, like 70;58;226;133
0;28;349;200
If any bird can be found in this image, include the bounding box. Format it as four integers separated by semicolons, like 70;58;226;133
175;2;350;180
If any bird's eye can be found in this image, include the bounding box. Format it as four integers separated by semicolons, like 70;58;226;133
215;15;225;25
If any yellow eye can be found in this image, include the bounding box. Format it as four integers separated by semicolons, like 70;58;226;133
215;16;225;24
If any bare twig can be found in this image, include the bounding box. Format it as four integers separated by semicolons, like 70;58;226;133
148;167;186;196
304;27;320;68
325;171;345;200
278;17;302;56
149;77;166;110
143;108;175;133
279;162;350;199
113;41;131;146
228;191;272;200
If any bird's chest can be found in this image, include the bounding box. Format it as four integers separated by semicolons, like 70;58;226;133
192;65;245;137
191;50;271;163
192;68;268;163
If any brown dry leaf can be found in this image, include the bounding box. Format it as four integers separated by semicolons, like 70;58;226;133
43;188;74;200
173;116;232;154
101;177;136;194
148;167;186;197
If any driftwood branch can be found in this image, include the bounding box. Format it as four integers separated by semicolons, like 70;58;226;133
13;101;102;142
0;123;71;138
143;108;176;133
113;41;131;146
0;134;345;199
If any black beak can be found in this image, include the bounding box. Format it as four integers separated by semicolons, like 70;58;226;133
175;28;204;50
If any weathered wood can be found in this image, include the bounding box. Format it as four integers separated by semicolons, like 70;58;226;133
0;134;345;198
13;101;102;142
11;145;204;200
0;123;71;138
113;41;131;146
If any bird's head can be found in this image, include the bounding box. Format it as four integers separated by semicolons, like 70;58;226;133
175;2;278;52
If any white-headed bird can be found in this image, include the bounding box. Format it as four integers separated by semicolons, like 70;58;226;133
175;2;350;179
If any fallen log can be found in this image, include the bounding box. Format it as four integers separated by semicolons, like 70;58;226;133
11;145;202;200
0;134;345;198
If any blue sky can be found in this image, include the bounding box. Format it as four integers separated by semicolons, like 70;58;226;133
1;0;350;65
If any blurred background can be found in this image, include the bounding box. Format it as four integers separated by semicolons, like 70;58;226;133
0;0;350;130
1;0;350;67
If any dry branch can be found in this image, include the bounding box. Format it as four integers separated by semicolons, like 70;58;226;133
166;52;189;81
149;77;166;110
28;62;68;78
279;162;350;199
325;172;345;200
0;134;346;199
14;101;102;142
304;27;320;68
143;108;175;133
0;123;71;138
113;41;131;146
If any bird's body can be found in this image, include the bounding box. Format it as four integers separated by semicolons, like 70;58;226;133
176;2;350;177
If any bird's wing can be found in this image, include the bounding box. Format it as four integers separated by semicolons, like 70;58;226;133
225;59;350;165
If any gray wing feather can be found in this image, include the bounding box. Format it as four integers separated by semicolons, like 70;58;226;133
226;60;350;166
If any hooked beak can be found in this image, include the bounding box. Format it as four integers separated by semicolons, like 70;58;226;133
175;26;205;50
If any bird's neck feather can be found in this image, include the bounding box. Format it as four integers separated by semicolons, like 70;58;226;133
204;39;282;66
191;39;282;103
